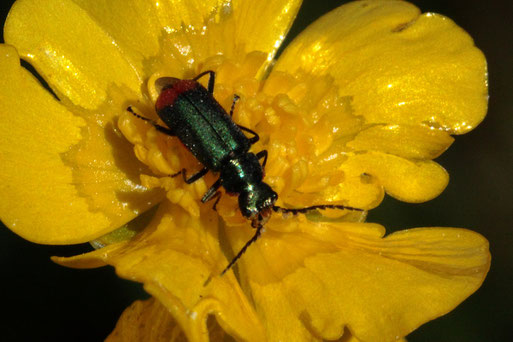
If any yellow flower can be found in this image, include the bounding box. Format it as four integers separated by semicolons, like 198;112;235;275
0;0;489;341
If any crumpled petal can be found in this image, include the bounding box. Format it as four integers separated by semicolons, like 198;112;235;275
0;45;114;243
4;0;144;109
271;0;486;205
338;151;449;203
227;217;489;341
154;0;302;81
106;298;187;342
53;203;266;342
4;0;301;109
0;45;163;243
107;297;408;342
107;297;232;342
274;0;487;134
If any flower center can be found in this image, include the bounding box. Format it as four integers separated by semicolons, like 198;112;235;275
118;52;361;224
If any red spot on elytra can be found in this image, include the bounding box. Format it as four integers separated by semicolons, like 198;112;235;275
155;79;198;111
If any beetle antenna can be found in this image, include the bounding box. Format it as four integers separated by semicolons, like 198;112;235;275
127;106;176;136
272;204;364;215
127;106;151;122
220;224;264;276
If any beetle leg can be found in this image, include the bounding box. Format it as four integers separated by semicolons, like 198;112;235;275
127;106;175;136
193;70;216;93
183;167;209;184
256;150;268;168
185;167;209;184
171;167;209;184
210;191;223;211
201;178;223;203
229;94;258;144
239;125;260;144
231;93;257;144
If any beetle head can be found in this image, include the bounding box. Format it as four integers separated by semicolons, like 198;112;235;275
239;183;277;227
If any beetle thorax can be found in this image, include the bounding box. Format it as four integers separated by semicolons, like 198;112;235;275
220;153;278;222
220;153;264;194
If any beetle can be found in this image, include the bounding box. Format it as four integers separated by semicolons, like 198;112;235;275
128;71;363;275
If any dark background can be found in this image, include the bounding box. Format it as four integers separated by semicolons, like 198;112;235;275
1;0;511;341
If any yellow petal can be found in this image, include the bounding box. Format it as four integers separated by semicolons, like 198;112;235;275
54;203;266;342
107;297;231;342
108;296;406;342
230;218;489;341
274;0;488;134
296;146;448;207
0;45;112;243
155;0;302;79
339;151;449;203
341;333;407;342
159;0;302;60
4;0;302;109
4;0;144;109
70;0;168;61
0;43;164;243
106;298;186;342
232;0;302;60
63;94;165;242
348;124;454;160
283;148;448;208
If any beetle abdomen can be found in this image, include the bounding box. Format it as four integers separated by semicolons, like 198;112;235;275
156;81;250;170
